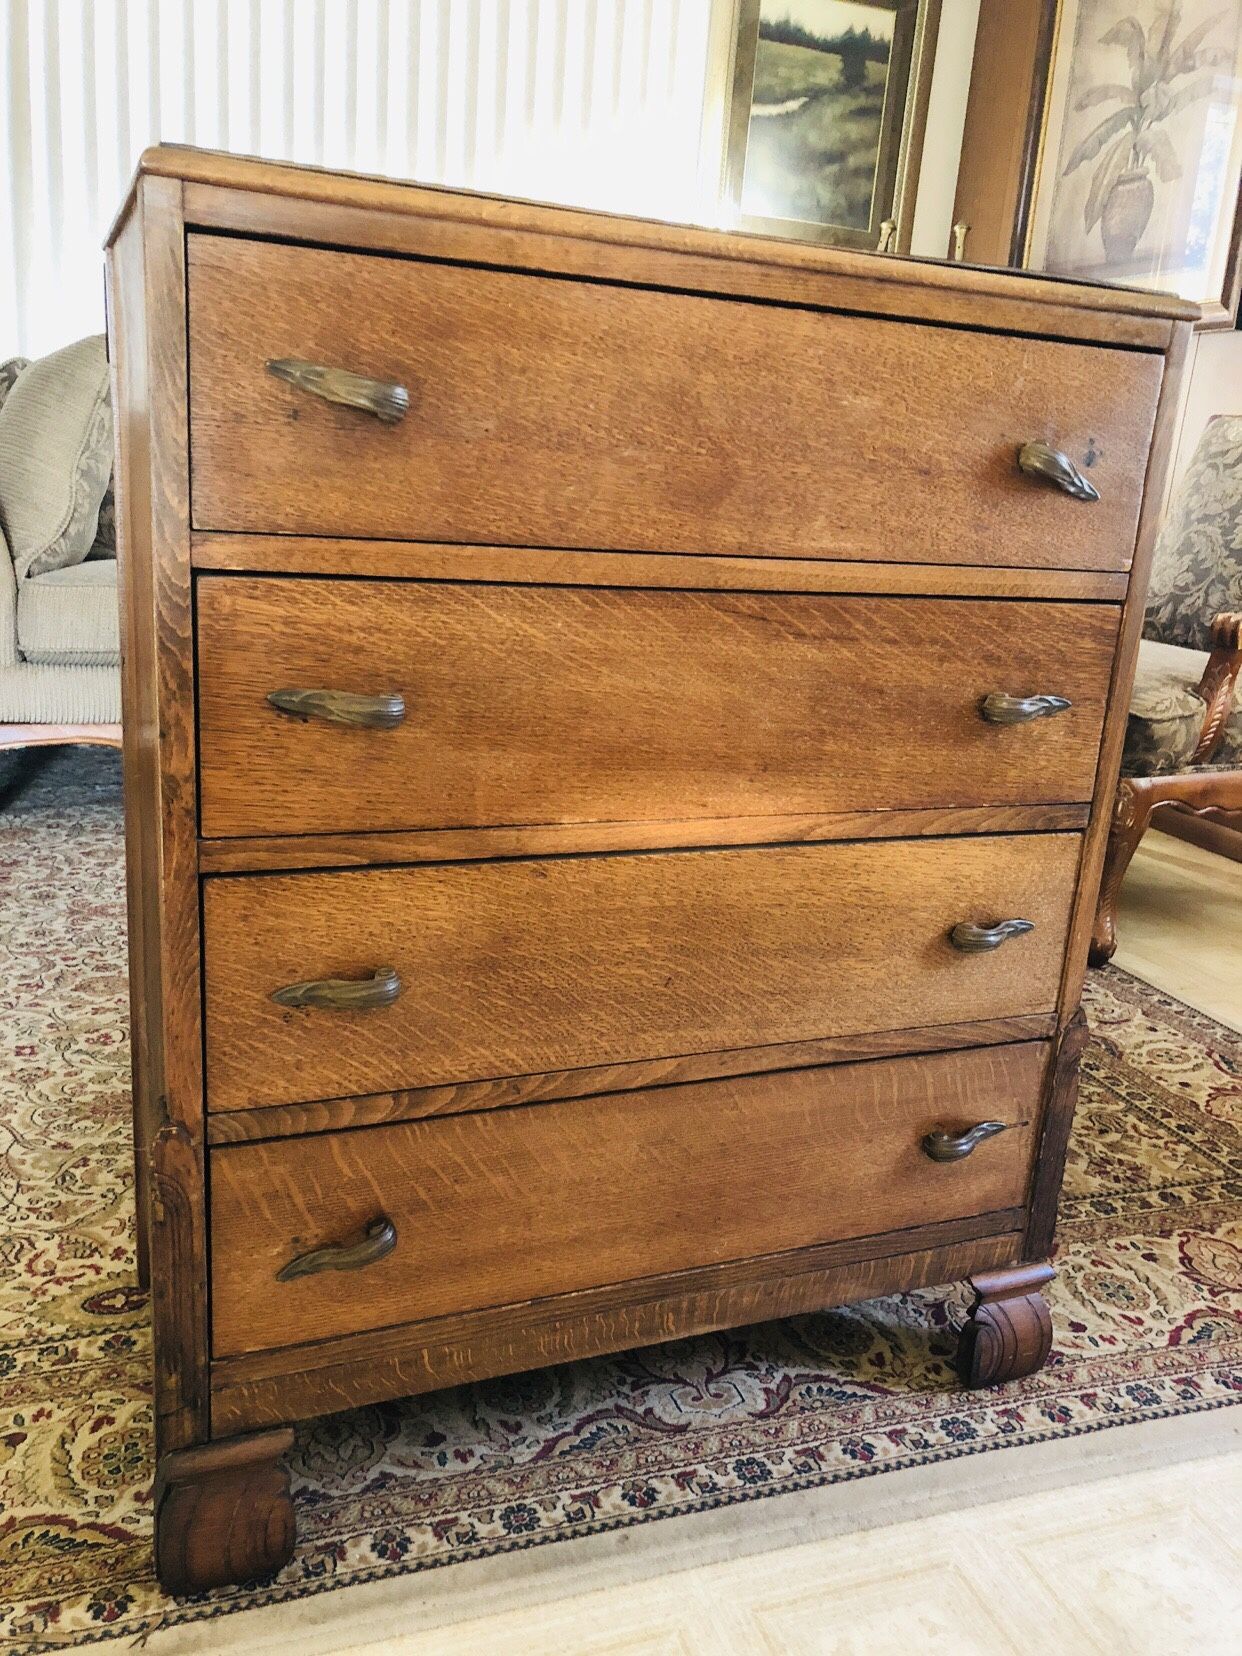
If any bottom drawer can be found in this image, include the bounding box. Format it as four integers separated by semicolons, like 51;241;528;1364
209;1041;1048;1358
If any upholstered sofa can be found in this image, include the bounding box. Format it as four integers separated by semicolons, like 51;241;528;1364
0;339;120;749
1091;413;1242;960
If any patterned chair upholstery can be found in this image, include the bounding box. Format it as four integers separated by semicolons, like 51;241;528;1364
1123;415;1242;775
1091;414;1242;964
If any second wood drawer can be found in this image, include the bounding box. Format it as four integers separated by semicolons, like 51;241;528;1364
202;834;1080;1113
196;580;1119;838
209;1040;1046;1357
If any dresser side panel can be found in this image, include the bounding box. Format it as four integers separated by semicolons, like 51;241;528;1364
1055;319;1194;1027
109;175;208;1453
1030;319;1194;1260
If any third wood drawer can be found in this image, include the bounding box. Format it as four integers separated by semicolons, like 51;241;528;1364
196;579;1120;839
202;833;1080;1114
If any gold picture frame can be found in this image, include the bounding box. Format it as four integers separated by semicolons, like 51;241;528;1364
722;0;942;252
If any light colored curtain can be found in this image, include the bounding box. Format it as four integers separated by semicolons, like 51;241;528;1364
0;0;721;357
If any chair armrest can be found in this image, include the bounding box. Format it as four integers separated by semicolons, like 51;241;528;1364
1192;611;1242;763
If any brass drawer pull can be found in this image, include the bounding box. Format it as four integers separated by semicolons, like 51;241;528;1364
1017;440;1100;502
272;966;402;1010
267;688;406;729
949;919;1034;953
276;1216;397;1282
981;692;1072;725
922;1121;1010;1163
266;356;410;423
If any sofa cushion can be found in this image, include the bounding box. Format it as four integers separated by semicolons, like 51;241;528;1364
0;336;113;580
1122;638;1208;776
1121;636;1242;776
16;558;120;667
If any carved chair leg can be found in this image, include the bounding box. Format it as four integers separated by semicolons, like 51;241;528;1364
1089;778;1155;966
957;1262;1054;1388
154;1426;295;1594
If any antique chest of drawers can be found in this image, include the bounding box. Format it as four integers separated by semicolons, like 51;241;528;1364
106;146;1193;1592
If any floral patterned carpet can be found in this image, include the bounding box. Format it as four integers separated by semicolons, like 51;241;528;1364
1;748;1240;1650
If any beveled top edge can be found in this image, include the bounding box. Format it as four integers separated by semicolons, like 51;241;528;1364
107;142;1201;327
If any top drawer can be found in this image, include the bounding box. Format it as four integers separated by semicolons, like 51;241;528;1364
186;236;1162;570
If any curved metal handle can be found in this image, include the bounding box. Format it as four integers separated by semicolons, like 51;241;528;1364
276;1216;397;1282
949;919;1034;953
266;357;410;424
981;692;1073;725
267;688;406;729
922;1121;1010;1163
272;967;402;1010
1017;440;1100;502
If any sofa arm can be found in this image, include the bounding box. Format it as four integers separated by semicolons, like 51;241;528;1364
1192;611;1242;763
0;525;18;668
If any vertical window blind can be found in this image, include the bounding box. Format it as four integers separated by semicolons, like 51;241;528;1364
1;0;723;357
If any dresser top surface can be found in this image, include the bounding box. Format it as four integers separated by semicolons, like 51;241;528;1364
111;143;1199;331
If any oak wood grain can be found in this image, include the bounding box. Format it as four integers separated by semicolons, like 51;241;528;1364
107;175;208;1455
189;535;1132;598
209;1223;1022;1433
957;1261;1055;1386
114;145;1197;331
186;235;1161;568
154;1427;294;1593
206;1013;1059;1143
210;1043;1045;1355
202;835;1080;1113
179;180;1179;350
197;581;1119;838
1024;1006;1089;1258
196;806;1091;875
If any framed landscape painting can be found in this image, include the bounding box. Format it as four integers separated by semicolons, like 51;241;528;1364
723;0;940;251
1025;0;1242;327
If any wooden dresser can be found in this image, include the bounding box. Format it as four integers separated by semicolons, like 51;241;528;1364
106;146;1194;1592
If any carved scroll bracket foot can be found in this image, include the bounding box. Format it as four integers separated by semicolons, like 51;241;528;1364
956;1262;1054;1389
154;1426;295;1594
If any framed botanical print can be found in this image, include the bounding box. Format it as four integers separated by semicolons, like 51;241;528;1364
722;0;941;251
1025;0;1242;327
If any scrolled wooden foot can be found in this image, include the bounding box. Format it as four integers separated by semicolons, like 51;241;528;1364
956;1262;1054;1388
154;1426;295;1593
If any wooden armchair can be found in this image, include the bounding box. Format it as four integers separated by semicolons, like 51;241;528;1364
1091;415;1242;963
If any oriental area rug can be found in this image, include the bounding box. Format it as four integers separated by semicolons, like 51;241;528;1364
1;749;1239;1651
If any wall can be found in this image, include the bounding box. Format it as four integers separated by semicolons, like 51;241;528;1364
908;0;979;260
1166;330;1242;507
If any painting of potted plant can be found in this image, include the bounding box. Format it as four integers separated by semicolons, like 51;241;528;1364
1063;5;1233;260
1025;0;1242;326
